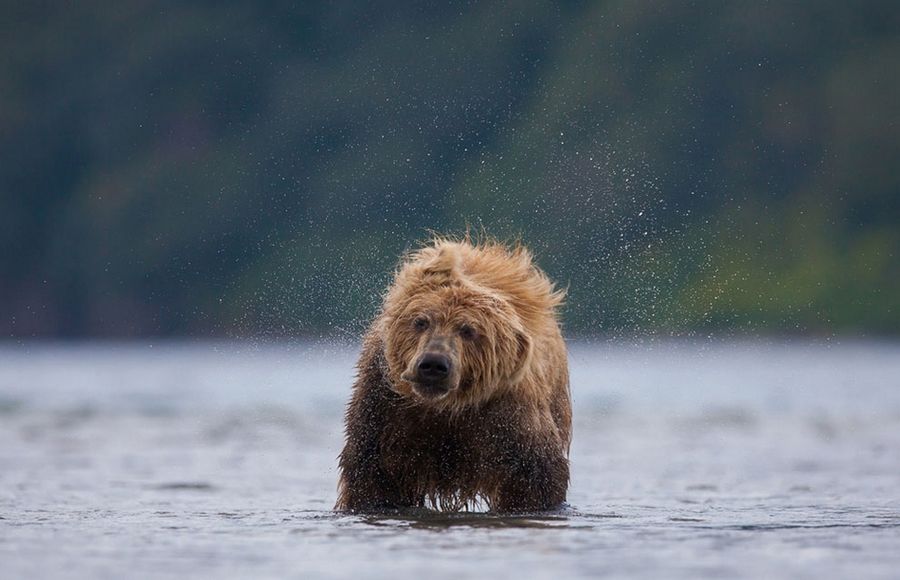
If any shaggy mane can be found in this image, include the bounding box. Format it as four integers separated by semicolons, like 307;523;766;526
393;235;566;331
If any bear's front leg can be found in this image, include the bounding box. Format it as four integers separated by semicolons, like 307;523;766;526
479;403;570;512
336;348;408;511
336;426;401;511
337;400;425;511
492;443;568;512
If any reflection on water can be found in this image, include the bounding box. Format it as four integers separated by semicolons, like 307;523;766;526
0;340;898;579
357;508;576;530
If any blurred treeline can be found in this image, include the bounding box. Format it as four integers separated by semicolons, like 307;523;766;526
2;1;898;338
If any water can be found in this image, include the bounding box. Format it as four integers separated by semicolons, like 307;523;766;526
1;340;898;579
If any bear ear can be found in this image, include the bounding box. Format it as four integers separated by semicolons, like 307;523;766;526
421;245;462;280
509;327;533;385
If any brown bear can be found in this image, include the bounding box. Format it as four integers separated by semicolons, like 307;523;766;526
336;236;571;512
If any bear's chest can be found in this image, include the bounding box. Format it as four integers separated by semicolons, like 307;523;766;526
378;408;487;484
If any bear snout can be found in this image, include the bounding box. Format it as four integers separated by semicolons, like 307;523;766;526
415;353;451;383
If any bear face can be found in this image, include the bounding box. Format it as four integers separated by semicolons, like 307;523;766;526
381;283;532;409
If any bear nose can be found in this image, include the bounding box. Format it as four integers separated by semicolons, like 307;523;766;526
416;353;451;382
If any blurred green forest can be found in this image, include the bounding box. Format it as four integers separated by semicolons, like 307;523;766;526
2;1;898;338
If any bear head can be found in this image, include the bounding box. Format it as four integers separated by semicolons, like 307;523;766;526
378;242;533;410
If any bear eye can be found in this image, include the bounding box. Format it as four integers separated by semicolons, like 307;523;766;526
413;317;430;332
458;324;477;341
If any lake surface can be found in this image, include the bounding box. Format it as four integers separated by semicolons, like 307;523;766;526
1;339;898;579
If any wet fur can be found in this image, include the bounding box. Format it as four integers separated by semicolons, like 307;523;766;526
337;237;571;513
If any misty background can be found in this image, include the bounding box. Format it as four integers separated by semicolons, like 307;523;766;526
3;0;898;339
